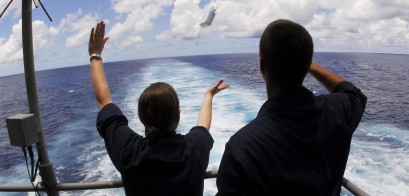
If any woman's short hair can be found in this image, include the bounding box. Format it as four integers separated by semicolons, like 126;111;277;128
259;19;314;88
138;82;180;139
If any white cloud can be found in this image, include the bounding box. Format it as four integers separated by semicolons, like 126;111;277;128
157;0;409;53
157;0;318;40
1;0;408;76
0;21;23;66
117;35;144;49
317;0;409;21
156;0;202;40
108;0;173;48
57;9;100;48
0;19;58;69
307;0;409;52
33;20;58;49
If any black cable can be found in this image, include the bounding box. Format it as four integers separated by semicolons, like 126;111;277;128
28;146;35;181
22;147;32;181
22;147;42;196
0;0;13;19
37;0;52;22
35;182;43;196
22;147;36;191
33;155;41;182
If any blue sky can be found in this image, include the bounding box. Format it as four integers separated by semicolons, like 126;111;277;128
0;0;408;77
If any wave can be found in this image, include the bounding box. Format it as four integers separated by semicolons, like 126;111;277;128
1;54;408;195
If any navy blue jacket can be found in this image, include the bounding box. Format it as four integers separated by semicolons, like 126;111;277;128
97;103;213;196
217;81;367;196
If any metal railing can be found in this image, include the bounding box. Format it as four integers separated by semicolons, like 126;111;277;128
342;177;370;196
0;171;369;195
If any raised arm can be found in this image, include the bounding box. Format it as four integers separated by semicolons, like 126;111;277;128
309;62;345;93
89;21;111;110
197;80;230;130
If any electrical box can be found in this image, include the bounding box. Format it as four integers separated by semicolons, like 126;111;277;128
6;114;39;147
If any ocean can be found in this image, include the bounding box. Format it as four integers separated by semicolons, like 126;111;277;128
0;53;408;195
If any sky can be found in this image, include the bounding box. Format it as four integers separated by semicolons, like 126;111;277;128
0;0;408;77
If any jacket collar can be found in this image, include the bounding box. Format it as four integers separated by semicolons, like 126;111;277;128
257;86;315;118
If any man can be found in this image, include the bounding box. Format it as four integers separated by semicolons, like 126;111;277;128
216;19;367;195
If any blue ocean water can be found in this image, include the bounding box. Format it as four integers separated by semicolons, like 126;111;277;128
0;53;408;195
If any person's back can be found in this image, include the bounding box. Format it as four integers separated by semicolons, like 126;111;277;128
97;102;213;195
218;83;366;195
88;21;230;195
97;104;213;195
216;19;367;195
119;134;210;195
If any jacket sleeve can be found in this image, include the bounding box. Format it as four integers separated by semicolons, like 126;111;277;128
186;126;214;169
96;103;143;171
333;81;367;130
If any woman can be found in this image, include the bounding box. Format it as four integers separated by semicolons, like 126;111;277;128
89;21;229;196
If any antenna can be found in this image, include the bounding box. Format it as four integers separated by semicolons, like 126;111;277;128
0;0;52;22
0;0;14;19
33;0;38;8
37;0;52;22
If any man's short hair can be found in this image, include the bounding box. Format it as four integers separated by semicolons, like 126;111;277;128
138;82;180;139
259;19;313;88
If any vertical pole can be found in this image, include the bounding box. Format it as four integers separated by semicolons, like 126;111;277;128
22;0;59;195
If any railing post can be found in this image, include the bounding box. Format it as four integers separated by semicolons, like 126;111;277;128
22;0;59;195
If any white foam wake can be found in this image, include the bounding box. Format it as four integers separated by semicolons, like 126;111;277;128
76;60;409;195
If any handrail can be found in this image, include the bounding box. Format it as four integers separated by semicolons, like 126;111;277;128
0;171;369;195
342;177;370;196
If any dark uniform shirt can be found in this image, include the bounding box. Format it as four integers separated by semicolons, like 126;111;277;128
97;103;214;196
216;81;367;196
